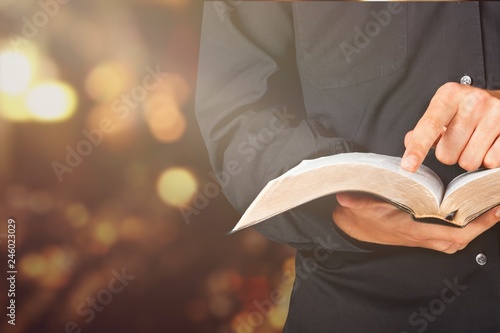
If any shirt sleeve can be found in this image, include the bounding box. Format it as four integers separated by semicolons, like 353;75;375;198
195;1;367;252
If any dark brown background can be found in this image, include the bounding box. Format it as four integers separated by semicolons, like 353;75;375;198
0;1;294;332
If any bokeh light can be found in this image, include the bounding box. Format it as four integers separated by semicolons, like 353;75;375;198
0;46;38;121
40;246;75;288
281;256;296;285
242;230;270;257
209;295;233;318
119;216;146;242
86;101;140;149
0;44;70;122
156;167;198;207
268;303;289;330
143;74;190;143
206;269;243;295
0;1;292;332
20;253;47;279
0;49;33;94
85;61;133;102
20;247;75;289
26;80;78;122
144;92;186;143
0;93;32;121
231;311;256;333
65;203;90;228
94;221;118;246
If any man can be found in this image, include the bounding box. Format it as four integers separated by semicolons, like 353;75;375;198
196;2;500;332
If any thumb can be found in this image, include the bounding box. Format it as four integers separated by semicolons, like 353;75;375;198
476;206;500;227
336;192;374;209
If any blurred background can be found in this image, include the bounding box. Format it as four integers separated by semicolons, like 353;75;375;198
0;1;295;332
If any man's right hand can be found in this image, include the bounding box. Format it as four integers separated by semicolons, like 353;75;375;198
332;192;500;254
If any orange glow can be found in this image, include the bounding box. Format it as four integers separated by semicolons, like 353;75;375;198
156;167;198;207
65;203;90;228
119;217;146;241
94;222;117;246
231;311;255;333
209;295;233;318
26;80;78;122
281;256;296;285
268;304;288;330
20;253;47;279
242;230;270;257
21;247;75;288
282;256;296;277
0;93;32;121
85;62;133;102
0;44;74;123
144;92;186;143
149;107;186;143
42;246;74;288
143;73;191;143
207;269;243;295
164;73;191;105
86;102;140;150
0;50;33;95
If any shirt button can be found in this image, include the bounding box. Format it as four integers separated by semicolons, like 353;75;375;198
476;253;487;266
460;75;472;85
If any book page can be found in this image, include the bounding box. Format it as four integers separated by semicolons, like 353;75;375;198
440;167;500;226
289;153;444;203
443;168;500;200
231;153;446;232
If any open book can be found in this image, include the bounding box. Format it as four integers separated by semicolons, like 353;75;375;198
231;153;500;233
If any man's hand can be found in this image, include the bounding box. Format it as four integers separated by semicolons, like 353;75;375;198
332;192;500;254
402;83;500;172
349;83;500;253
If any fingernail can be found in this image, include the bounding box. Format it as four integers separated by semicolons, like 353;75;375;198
401;155;418;172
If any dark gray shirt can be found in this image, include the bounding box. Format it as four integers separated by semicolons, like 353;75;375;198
196;2;500;332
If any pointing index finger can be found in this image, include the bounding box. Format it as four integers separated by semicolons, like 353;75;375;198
401;83;463;172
